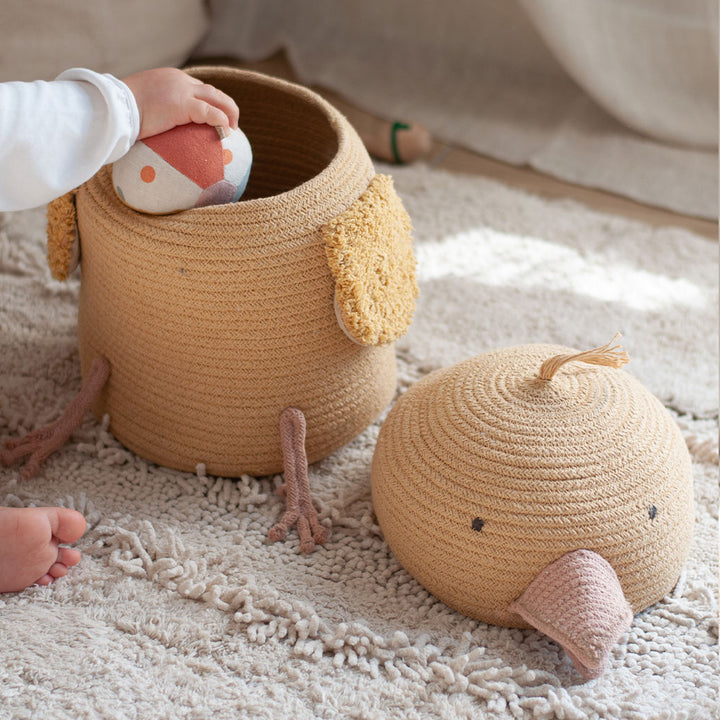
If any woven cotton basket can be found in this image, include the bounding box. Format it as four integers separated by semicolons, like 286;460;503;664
371;340;695;629
53;67;416;477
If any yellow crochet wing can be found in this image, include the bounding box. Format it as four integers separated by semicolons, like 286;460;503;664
322;174;417;346
46;190;80;281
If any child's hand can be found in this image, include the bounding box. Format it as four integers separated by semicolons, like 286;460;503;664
122;67;240;140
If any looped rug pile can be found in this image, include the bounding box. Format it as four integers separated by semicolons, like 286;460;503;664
0;164;717;719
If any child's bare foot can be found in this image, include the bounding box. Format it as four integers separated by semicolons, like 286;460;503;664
0;506;86;593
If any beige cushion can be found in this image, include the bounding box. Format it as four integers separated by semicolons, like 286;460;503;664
0;0;208;81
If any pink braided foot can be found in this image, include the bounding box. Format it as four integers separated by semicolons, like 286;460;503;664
268;407;327;553
1;356;110;478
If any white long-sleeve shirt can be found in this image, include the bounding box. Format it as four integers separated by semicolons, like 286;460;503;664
0;68;140;211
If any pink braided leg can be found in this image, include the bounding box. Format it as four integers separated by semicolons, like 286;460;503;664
1;356;110;478
268;407;327;553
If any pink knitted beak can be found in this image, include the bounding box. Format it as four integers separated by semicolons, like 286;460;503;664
508;549;633;680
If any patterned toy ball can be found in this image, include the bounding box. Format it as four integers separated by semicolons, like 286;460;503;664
112;123;252;214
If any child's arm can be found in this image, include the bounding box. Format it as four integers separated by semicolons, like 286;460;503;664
0;68;239;212
0;68;138;211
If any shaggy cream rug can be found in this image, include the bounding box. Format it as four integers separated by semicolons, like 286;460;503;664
0;165;717;719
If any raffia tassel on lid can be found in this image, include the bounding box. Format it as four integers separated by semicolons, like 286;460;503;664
371;334;695;678
538;332;630;381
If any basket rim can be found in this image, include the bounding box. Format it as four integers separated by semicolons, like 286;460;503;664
184;66;365;214
87;65;373;244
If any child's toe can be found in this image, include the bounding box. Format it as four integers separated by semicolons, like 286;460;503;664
47;562;68;579
56;546;81;569
51;509;87;544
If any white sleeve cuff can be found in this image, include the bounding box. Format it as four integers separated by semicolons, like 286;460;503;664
55;67;140;162
0;68;141;210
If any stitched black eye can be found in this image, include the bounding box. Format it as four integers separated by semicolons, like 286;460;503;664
648;505;658;521
472;517;485;532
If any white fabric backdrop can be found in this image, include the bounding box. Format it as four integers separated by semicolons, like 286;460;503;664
196;0;719;220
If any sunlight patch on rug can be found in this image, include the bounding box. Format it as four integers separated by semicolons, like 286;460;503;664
416;228;706;313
